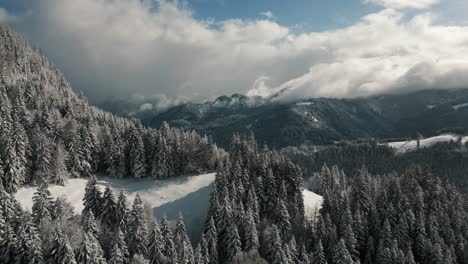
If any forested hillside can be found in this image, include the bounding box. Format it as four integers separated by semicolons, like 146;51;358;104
0;25;224;192
2;23;468;264
144;89;468;148
282;139;468;192
307;165;468;264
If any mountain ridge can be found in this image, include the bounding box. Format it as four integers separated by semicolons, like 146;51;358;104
143;88;468;148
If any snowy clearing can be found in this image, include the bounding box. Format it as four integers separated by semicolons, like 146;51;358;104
15;172;322;238
303;189;323;218
15;173;216;239
453;102;468;110
15;173;216;214
296;102;314;106
386;134;468;154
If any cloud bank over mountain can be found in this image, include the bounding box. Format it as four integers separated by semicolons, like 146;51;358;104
2;0;468;102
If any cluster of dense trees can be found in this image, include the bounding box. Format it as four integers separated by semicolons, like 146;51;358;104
0;25;224;192
306;165;468;264
0;176;210;264
282;139;468;191
200;134;307;263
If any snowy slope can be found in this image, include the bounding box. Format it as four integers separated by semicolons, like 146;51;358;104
15;173;216;215
303;189;323;218
453;102;468;110
15;173;322;239
386;134;468;154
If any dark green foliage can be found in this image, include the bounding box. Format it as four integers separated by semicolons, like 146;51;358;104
308;165;468;264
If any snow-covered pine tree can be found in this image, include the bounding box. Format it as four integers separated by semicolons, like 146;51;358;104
3;123;25;192
115;190;129;231
81;212;100;241
263;169;277;217
194;244;204;264
47;229;76;264
0;220;16;263
333;239;353;264
313;240;327;264
225;222;242;262
50;142;69;185
108;227;130;264
276;199;292;241
64;120;83;178
199;234;210;264
204;217;218;264
82;175;103;221
32;127;52;183
147;221;166;264
32;180;53;225
268;225;287;264
100;186;117;228
174;213;194;264
15;212;44;264
127;127;146;179
243;207;259;252
127;194;149;257
160;216;178;263
76;231;106;264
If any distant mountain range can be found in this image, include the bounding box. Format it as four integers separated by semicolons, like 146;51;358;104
140;89;468;148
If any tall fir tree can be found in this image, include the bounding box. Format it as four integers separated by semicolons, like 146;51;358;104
47;229;76;264
82;175;103;221
32;180;53;225
108;227;130;264
127;194;149;257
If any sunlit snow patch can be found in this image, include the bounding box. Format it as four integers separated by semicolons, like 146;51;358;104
386;134;468;154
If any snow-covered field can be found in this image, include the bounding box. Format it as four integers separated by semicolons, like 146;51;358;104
386;134;468;154
453;102;468;110
303;189;323;218
15;172;322;238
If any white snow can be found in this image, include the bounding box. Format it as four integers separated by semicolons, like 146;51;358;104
296;102;313;106
15;173;216;239
15;172;322;237
453;102;468;110
303;189;322;218
15;173;216;214
386;134;468;154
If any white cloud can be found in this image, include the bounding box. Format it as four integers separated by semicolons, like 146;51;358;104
0;8;20;23
3;0;468;103
260;11;274;19
364;0;439;9
248;9;468;100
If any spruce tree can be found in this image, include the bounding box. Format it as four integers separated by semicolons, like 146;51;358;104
333;239;353;264
108;227;130;264
226;222;242;262
50;142;69;185
76;231;106;264
243;207;259;251
82;175;102;220
100;186;117;227
174;213;194;264
127;128;146;179
115;190;129;231
127;194;149;257
313;240;327;264
160;216;178;263
268;225;287;264
147;222;166;264
32;180;53;225
15;212;44;264
205;217;218;264
47;230;76;264
276;199;292;240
